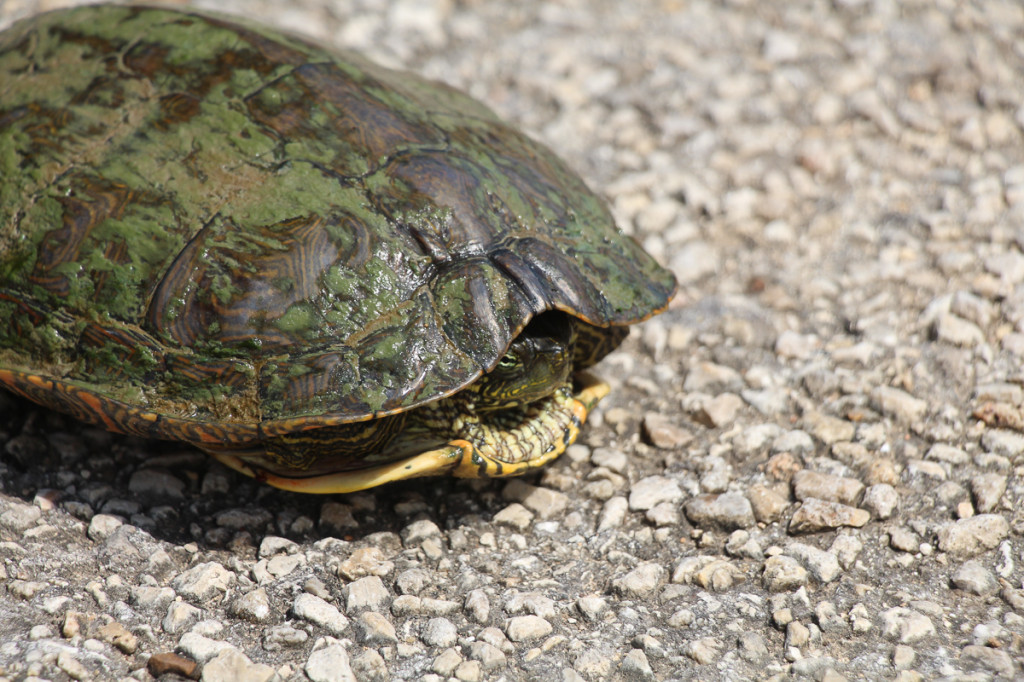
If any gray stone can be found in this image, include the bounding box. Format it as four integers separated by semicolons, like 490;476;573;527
577;595;608;621
952;560;998;595
355;611;397;645
128;469;186;502
620;648;655;680
421;617;458;648
861;484;898;519
870;386;927;423
177;632;236;664
879;608;935;643
762;556;808;592
464;589;489;624
229;588;271;623
0;502;41;532
937;515;1009;556
466;642;506;671
888;527;920;553
792;470;864;506
262;625;308;652
163;601;203;634
201;648;274;682
960;644;1016;678
597;496;629;532
505;615;552;642
970;473;1007;513
492;502;533;530
172;562;235;604
628;475;684;511
684;493;755;530
612;562;666;598
350;649;388;682
785;543;841;583
305;641;356;682
345;575;391;612
502;479;568;519
291;593;348;635
981;429;1024;457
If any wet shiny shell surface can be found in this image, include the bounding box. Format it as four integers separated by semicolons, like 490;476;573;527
0;5;676;448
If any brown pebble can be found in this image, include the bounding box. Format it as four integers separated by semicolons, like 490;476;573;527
863;458;899;486
148;652;200;679
97;621;138;654
765;453;802;482
788;498;870;534
747;484;789;523
792;470;864;506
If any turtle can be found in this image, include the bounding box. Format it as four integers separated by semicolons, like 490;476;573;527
0;5;676;493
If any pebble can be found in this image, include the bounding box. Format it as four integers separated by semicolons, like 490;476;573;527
86;514;123;542
936;515;1009;556
970;473;1007;513
505;615;552;642
338;547;393;580
148;652;199;679
792;470;864;506
502;479;568;519
641;413;694;449
785;543;841;583
493;503;534;530
202;648;275;682
692;392;745;427
934;313;985;347
421;617;458;648
465;590;490;624
229;588;271;623
880;608;936;644
628;475;683;511
620;648;655;679
685;637;722;665
263;625;308;652
291;594;348;635
171;562;235;604
351;649;388;681
345;576;391;612
861;484;898;519
683;361;744;393
888;527;920;554
305;641;356;682
980;429;1024;457
576;595;608;622
612;563;666;599
802;411;856;444
0;501;41;532
355;611;398;645
684;493;755;530
597;496;629;532
762;556;808;592
177;632;236;664
788;499;870;534
747;484;789;523
870;386;928;423
951;561;998;596
128;469;186;502
960;645;1016;678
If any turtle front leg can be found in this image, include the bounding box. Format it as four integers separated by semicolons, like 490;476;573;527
210;371;609;493
443;372;609;478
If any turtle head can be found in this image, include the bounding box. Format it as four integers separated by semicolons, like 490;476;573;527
473;312;576;411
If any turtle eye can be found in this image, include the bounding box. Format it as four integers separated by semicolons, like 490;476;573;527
497;352;519;370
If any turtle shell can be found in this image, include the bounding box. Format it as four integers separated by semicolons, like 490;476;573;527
0;5;675;452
